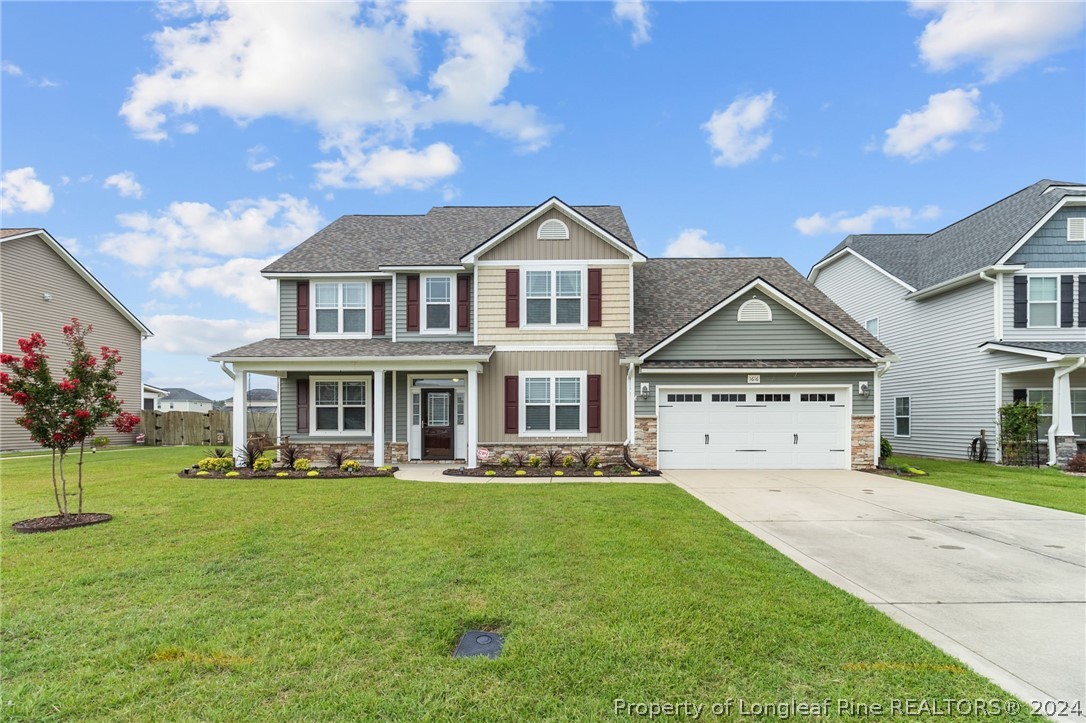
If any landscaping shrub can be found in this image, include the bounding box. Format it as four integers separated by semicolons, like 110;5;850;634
208;447;230;459
327;449;347;468
340;459;362;474
576;449;593;467
499;455;513;469
544;449;562;468
198;457;233;473
588;455;601;469
880;436;892;462
1067;452;1086;474
998;401;1041;466
253;457;272;472
237;438;270;469
279;444;300;468
562;455;575;468
92;436;111;450
511;452;526;468
528;454;542;468
293;458;311;472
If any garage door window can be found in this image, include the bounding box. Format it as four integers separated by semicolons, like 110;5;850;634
755;393;791;402
666;393;702;402
895;397;911;436
800;393;836;402
711;393;746;402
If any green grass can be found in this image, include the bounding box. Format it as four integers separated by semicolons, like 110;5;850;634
2;447;1032;721
890;455;1086;515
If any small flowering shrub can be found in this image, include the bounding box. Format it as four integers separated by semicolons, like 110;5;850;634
199;457;233;473
275;471;289;478
306;470;319;477
562;455;575;468
499;455;513;468
514;469;526;476
528;454;542;468
588;456;601;469
593;470;603;476
554;470;565;476
225;471;240;478
196;471;210;477
485;470;497;476
293;458;311;471
253;457;272;472
341;459;362;473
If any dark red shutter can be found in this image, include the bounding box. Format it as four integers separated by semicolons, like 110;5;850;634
372;281;385;336
504;376;518;433
1078;275;1086;327
588;268;602;327
505;269;519;327
296;379;309;433
457;274;471;332
296;281;309;335
406;275;420;331
1012;276;1027;328
587;374;601;433
1060;275;1073;328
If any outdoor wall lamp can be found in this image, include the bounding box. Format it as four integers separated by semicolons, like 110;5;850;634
639;382;650;399
858;381;870;397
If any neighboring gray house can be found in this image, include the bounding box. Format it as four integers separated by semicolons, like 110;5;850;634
220;388;277;414
810;180;1086;467
143;383;169;411
156;387;214;413
210;197;891;470
0;228;152;450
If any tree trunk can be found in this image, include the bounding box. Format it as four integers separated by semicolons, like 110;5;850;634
50;449;63;516
58;450;69;517
77;440;86;514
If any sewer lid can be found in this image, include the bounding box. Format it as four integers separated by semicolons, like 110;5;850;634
453;630;505;659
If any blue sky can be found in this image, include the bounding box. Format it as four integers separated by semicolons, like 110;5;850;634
2;1;1084;399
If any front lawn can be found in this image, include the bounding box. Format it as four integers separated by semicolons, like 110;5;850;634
3;447;1029;720
889;455;1086;515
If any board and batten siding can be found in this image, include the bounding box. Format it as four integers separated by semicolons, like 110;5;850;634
478;350;625;444
1001;271;1085;342
475;265;629;345
634;371;875;417
394;272;472;341
478;209;629;261
814;252;1042;459
0;236;143;449
279;280;392;339
1008;205;1086;267
649;291;861;361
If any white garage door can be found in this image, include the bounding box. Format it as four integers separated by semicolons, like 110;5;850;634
657;388;849;469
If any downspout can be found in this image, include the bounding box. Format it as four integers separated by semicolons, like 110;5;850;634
1049;356;1086;465
624;362;636;445
219;361;236;380
874;361;891;463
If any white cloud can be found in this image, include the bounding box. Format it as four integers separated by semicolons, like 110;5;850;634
702;91;776;167
613;1;651;46
151;256;278;314
313;142;461;191
99;194;323;267
2;61;23;76
882;87;999;160
144;314;276;356
246;145;278;172
120;1;550;189
912;1;1086;82
103;171;145;199
794;205;941;236
0;167;54;213
661;229;735;258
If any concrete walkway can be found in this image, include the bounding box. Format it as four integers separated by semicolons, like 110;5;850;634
393;463;667;484
667;469;1086;718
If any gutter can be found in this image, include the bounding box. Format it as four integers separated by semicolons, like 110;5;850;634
219;361;236;380
906;265;1022;301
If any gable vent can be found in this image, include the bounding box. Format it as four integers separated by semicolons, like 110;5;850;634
537;219;570;240
1068;217;1086;242
737;298;772;322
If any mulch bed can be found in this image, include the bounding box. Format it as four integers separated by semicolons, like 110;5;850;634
177;466;398;479
444;466;660;478
12;513;113;534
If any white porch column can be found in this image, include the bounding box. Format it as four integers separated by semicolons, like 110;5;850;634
373;369;385;467
467;368;479;468
232;367;248;466
1053;369;1075;437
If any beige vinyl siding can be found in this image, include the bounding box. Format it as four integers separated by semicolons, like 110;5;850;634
478;350;625;444
0;236;143;449
650;291;861;361
814;253;1043;460
634;371;875;416
395;272;472;341
479;209;629;261
1001;271;1085;342
476;265;629;345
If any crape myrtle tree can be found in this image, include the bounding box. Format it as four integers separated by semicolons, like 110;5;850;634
0;318;139;516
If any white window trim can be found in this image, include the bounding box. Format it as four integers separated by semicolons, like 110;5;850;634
865;317;879;339
420;273;457;335
1026;275;1059;329
310;375;371;436
518;371;588;437
520;266;587;329
310;280;372;339
894;396;911;438
1027;387;1086;436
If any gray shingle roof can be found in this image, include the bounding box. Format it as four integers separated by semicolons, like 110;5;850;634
618;258;892;359
161;387;213;402
815;180;1085;291
210;338;494;360
642;359;875;369
985;341;1086;357
262;204;636;273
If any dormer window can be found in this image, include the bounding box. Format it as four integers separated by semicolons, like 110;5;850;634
737;298;772;322
537;219;570;240
313;281;368;337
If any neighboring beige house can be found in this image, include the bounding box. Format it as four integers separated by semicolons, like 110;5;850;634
0;228;152;450
155;388;214;413
211;198;891;470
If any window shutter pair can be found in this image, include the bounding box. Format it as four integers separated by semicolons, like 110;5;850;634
503;268;603;326
502;374;601;434
1060;275;1074;328
1012;276;1027;328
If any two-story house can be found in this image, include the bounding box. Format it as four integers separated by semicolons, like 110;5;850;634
810;180;1086;467
210;198;891;470
1;228;152;450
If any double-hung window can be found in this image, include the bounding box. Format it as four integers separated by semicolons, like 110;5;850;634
312;377;369;434
423;275;454;333
1027;389;1053;434
894;397;911;436
521;372;585;435
1073;390;1086;438
313;281;368;336
523;268;584;327
1027;277;1058;328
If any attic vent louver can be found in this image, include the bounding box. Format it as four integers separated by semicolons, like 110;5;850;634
1068;217;1086;242
538;219;570;240
737;298;772;322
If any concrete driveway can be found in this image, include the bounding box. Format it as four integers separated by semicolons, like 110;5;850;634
667;469;1086;717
